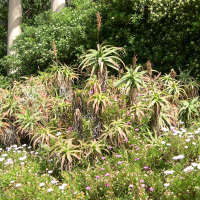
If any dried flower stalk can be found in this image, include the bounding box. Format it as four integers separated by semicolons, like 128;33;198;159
132;55;138;69
170;69;176;79
96;12;101;44
53;41;57;59
146;60;152;78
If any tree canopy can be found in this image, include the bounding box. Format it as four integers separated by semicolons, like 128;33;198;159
0;0;199;79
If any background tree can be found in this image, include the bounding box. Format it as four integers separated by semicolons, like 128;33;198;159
51;0;65;12
0;0;200;80
7;0;22;55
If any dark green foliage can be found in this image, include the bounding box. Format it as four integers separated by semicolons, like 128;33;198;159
0;75;12;89
0;0;98;78
99;0;200;78
0;0;51;75
0;0;200;79
0;1;8;75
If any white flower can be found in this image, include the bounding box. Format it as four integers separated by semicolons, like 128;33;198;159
183;166;194;172
2;154;8;157
185;146;188;149
6;147;11;151
4;158;13;165
27;146;32;149
0;158;5;162
20;162;25;165
48;170;53;174
161;141;166;144
11;145;17;148
35;152;39;155
59;186;65;190
181;129;186;133
162;127;168;132
191;163;198;167
195;131;199;134
62;184;68;187
175;131;181;134
19;156;27;161
164;170;174;175
56;132;62;136
166;143;171;146
17;151;21;153
18;147;23;149
192;142;196;145
15;183;22;187
51;180;59;184
164;183;170;187
22;144;27;147
173;155;185;160
39;182;45;187
10;181;15;183
185;139;190;142
47;188;53;192
188;132;193;135
30;151;34;154
0;148;2;151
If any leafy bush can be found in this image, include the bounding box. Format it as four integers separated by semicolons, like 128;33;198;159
0;0;98;78
1;0;200;79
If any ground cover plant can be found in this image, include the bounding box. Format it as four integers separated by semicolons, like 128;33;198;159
0;6;200;200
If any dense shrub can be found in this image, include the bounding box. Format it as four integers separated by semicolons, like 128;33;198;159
0;0;97;78
0;0;200;79
99;0;200;78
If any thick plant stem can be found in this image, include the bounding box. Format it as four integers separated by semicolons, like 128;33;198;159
129;86;138;104
97;65;108;92
152;104;161;134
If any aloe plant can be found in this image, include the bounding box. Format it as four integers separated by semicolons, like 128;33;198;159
178;97;199;127
164;80;187;103
87;92;112;138
31;125;57;149
84;139;109;160
177;70;199;98
49;138;81;171
148;91;171;133
129;101;151;123
46;62;78;99
79;43;125;91
15;106;46;137
102;119;132;146
114;66;146;104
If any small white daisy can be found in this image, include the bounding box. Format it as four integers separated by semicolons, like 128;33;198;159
39;182;45;187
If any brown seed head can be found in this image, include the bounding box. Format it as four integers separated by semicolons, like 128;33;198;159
96;12;101;33
146;60;152;78
52;41;57;59
132;55;138;69
170;69;176;79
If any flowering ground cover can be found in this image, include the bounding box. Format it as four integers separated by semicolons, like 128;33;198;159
1;125;200;199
